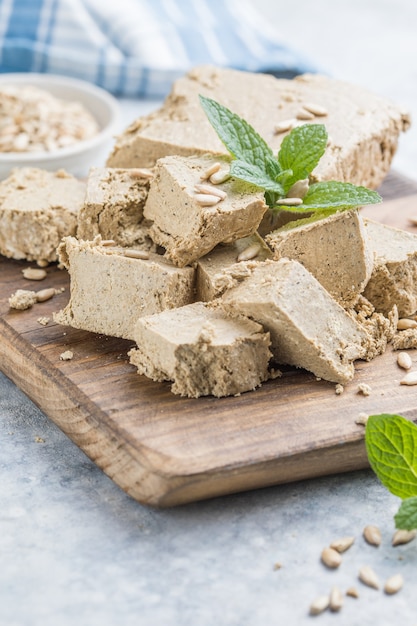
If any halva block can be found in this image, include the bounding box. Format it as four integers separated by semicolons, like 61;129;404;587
77;167;154;250
221;259;368;384
363;219;417;316
144;155;267;267
128;301;272;398
107;65;409;189
266;210;373;308
196;233;273;301
54;237;195;340
0;167;85;264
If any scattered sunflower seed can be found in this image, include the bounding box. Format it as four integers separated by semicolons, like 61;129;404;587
274;119;295;134
296;108;315;121
392;529;417;546
309;595;330;616
363;525;382;547
384;573;403;595
22;267;47;281
397;318;417;330
277;197;303;207
330;536;355;553
194;193;222;206
397;351;413;370
286;178;309;199
329;586;343;612
123;249;150;260
194;183;227;199
321;547;342;569
237;243;261;262
209;168;231;185
36;288;55;303
346;587;359;599
200;162;221;180
400;371;417;386
358;565;380;589
129;167;154;179
302;102;328;117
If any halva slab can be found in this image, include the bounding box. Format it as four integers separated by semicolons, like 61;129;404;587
144;154;267;267
221;258;368;384
54;237;195;340
266;210;374;308
129;301;272;398
77;167;154;250
0;168;85;265
107;65;409;189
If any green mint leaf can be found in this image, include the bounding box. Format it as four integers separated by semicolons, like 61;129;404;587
199;95;275;169
230;160;284;194
277;124;328;191
302;181;382;210
394;496;417;530
365;414;417;499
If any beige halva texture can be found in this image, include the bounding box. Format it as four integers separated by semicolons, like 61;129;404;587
4;66;416;397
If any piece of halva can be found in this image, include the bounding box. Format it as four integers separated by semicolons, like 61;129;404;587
143;155;267;267
196;233;273;301
363;219;417;316
128;301;272;398
0;167;85;265
107;65;409;190
54;236;195;340
77;167;154;250
266;210;374;308
221;259;368;384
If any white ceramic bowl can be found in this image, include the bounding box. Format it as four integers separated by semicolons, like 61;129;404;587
0;73;120;179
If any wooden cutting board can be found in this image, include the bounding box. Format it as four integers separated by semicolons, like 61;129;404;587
2;173;417;507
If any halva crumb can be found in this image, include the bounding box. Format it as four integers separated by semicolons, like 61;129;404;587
8;289;37;310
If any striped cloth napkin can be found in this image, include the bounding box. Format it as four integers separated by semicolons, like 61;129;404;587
0;0;316;97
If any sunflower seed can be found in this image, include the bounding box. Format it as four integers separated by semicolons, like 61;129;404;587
384;574;403;595
36;288;55;303
358;565;380;589
200;162;221;180
309;595;329;616
330;536;355;553
296;108;315;121
100;239;116;247
302;102;328;117
274;119;295;134
397;318;417;330
129;167;154;179
194;193;222;206
209;169;231;185
329;586;343;612
321;547;342;568
392;529;417;546
123;249;150;260
286;178;309;199
363;525;381;546
397;351;413;370
237;243;261;262
400;371;417;385
22;267;47;281
277;197;303;207
346;587;359;598
194;183;227;199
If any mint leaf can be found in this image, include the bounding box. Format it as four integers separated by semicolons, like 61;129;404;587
365;414;417;499
199;95;275;170
277;124;327;191
302;181;382;210
230;160;284;194
394;496;417;530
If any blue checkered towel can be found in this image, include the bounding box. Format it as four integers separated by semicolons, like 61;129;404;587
0;0;316;97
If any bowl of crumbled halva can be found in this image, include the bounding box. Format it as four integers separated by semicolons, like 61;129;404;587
0;73;119;179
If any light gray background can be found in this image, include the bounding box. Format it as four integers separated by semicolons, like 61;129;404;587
2;1;417;624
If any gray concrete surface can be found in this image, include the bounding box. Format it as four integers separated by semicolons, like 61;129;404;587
2;2;417;624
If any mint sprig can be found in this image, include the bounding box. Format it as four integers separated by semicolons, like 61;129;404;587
199;94;382;217
365;413;417;530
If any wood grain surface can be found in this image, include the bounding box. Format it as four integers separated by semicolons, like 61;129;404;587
2;173;417;507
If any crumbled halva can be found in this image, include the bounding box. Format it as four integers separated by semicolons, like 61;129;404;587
53;236;195;340
128;302;272;398
8;289;37;310
349;295;398;360
196;233;273;301
266;210;374;308
107;65;409;189
77;167;155;250
221;259;368;384
143;155;267;267
363;219;417;316
0;168;85;265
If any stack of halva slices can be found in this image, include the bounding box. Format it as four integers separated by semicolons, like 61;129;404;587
2;66;415;398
